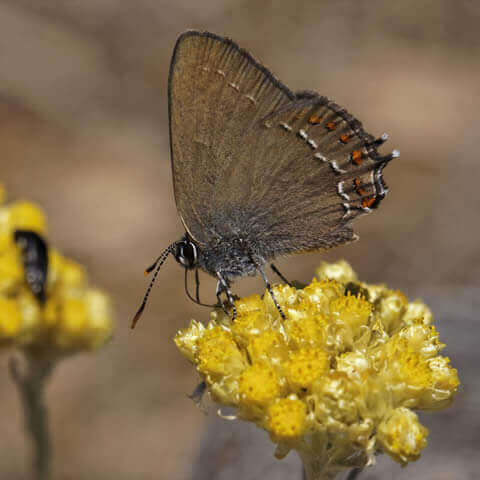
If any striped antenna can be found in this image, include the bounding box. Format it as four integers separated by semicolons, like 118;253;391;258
131;243;177;329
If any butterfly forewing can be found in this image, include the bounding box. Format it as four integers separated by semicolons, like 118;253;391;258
169;31;393;257
169;31;293;244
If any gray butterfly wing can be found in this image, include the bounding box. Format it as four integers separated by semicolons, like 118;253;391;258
168;31;397;257
169;31;293;243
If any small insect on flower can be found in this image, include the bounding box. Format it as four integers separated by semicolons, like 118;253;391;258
14;230;48;304
175;260;459;479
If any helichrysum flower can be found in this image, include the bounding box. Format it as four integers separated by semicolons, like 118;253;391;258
0;187;113;355
175;260;459;479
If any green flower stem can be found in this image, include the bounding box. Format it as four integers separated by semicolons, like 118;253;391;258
10;351;54;480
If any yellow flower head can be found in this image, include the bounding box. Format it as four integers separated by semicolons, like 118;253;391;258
196;326;246;378
328;294;372;351
284;348;329;391
301;278;344;315
313;371;366;425
175;260;459;474
315;260;357;284
0;187;113;355
377;408;428;465
230;294;270;346
174;319;205;363
268;397;307;443
283;312;327;349
403;300;433;326
247;329;289;365
376;289;409;334
238;363;282;409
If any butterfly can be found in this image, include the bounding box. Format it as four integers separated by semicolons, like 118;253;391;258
132;31;398;327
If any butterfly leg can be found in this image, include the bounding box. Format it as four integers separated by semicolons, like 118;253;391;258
258;265;286;319
215;280;229;314
185;269;216;308
216;272;237;320
195;268;201;304
270;263;292;286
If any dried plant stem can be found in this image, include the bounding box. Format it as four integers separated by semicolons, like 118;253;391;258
298;451;344;480
302;464;362;480
10;352;54;480
345;468;362;480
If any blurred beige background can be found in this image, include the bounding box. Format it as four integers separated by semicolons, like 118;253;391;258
0;1;478;479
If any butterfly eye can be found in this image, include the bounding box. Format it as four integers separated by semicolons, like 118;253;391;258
175;239;197;269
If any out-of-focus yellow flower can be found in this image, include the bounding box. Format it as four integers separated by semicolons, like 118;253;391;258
0;298;22;338
175;260;459;479
0;186;113;355
0;246;23;292
9;202;47;235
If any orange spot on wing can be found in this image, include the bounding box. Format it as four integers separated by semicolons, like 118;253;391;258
351;150;363;165
362;196;377;209
309;115;322;124
326;122;336;131
340;134;350;144
354;178;367;196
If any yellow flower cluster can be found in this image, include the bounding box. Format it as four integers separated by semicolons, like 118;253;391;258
175;260;459;474
0;187;113;354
